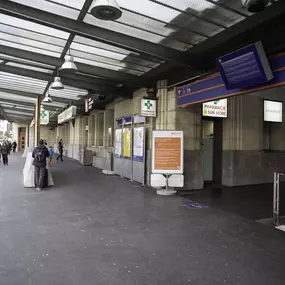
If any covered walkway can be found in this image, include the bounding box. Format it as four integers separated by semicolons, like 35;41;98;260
0;154;285;284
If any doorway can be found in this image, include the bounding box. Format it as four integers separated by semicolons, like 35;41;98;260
18;127;26;152
202;118;223;187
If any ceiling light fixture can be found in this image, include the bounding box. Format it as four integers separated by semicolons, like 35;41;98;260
90;0;122;21
43;93;53;103
51;69;64;90
61;50;77;72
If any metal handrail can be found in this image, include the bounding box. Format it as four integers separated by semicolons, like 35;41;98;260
273;172;285;226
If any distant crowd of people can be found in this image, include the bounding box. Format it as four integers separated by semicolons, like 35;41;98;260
0;140;17;165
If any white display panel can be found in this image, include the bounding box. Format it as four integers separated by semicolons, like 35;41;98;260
264;100;283;123
203;99;227;118
152;131;184;174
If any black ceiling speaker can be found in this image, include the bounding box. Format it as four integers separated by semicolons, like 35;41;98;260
241;0;270;12
98;93;106;100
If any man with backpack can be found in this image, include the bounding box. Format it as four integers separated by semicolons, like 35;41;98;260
32;139;49;191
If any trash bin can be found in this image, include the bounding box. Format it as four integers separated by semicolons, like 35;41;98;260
81;149;93;166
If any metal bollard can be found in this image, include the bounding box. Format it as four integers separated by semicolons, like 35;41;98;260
273;172;285;226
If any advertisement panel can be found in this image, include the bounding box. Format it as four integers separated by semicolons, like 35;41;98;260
114;129;122;157
122;128;131;158
152;131;183;174
133;127;144;162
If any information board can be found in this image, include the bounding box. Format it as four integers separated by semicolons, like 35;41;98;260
122;128;131;158
133;127;145;162
114;129;122;157
217;42;273;90
152;131;183;174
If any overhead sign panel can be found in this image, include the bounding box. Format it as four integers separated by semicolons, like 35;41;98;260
203;99;227;118
141;99;156;117
264;100;283;123
176;44;285;108
217;42;273;90
58;106;77;124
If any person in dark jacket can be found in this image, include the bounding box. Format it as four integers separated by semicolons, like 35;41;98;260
32;139;49;191
12;141;17;153
1;142;9;165
8;141;12;155
0;144;2;162
56;139;64;162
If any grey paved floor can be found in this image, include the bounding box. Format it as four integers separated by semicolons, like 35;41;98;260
182;183;285;220
0;154;285;285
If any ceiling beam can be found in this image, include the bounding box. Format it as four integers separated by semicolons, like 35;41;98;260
3;106;34;114
5;111;33;117
1;106;34;112
0;0;192;67
0;105;7;121
43;0;94;102
0;87;69;104
0;98;35;107
187;1;285;67
0;45;147;87
0;64;126;94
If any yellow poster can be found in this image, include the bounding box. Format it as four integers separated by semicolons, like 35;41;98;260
123;128;131;158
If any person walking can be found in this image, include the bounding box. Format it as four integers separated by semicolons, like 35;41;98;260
8;141;12;155
12;141;17;153
56;139;64;162
1;142;9;165
0;144;2;163
32;139;49;191
48;146;54;167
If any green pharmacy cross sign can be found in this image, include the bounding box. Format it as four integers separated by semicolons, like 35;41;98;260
41;111;48;119
145;100;153;110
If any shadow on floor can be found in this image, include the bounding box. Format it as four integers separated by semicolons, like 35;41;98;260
180;183;285;221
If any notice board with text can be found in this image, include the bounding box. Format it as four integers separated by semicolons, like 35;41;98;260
152;131;184;174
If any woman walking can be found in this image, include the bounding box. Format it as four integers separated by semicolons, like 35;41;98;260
56;139;64;162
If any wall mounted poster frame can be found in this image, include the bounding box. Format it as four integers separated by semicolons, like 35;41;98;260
152;131;184;174
122;128;131;158
114;129;122;158
133;126;145;162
